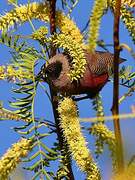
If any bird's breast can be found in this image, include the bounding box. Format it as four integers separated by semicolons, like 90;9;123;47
80;72;108;88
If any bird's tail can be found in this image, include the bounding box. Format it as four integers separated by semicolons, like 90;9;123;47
119;57;127;64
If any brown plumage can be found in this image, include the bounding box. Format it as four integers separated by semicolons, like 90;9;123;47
43;50;125;98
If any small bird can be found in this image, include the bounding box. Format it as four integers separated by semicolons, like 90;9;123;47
42;50;125;99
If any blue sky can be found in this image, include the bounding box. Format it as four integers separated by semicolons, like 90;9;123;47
0;0;135;179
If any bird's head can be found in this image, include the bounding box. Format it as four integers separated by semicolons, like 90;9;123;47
45;61;62;81
44;54;71;91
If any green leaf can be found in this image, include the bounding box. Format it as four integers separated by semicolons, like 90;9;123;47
10;101;31;108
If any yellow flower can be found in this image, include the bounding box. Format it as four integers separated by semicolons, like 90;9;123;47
120;5;135;43
32;26;48;44
52;33;86;81
58;98;101;179
56;11;83;44
0;107;30;122
7;65;16;76
0;66;6;80
0;138;33;179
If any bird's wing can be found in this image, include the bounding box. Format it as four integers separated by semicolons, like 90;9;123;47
85;50;125;75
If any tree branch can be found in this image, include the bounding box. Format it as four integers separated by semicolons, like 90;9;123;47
111;0;124;172
47;0;75;179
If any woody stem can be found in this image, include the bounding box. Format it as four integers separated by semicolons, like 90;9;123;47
112;0;124;172
48;0;75;179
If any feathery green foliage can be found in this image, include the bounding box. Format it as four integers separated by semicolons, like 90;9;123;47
92;94;104;121
91;94;117;170
90;123;117;170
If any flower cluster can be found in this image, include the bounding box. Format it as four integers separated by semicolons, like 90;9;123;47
32;26;48;45
121;6;135;44
0;66;6;80
56;11;83;44
58;97;101;179
88;0;107;51
0;138;33;179
51;34;86;81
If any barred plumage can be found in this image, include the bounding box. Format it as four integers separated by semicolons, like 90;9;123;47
86;50;124;75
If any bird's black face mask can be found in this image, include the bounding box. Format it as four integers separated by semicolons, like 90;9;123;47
45;61;62;80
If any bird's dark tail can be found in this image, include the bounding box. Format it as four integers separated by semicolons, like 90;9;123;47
119;57;127;64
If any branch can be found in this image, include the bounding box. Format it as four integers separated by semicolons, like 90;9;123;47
47;0;75;179
111;0;124;172
80;113;135;122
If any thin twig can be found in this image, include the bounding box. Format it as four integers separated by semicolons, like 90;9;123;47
119;86;135;104
80;113;135;122
111;0;124;171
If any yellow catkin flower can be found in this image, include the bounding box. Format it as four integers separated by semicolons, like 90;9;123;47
58;98;101;180
0;66;6;80
52;33;86;81
120;5;135;43
88;0;107;51
7;65;16;76
32;26;48;44
16;67;33;81
56;11;83;44
0;138;33;179
93;94;104;119
112;163;135;180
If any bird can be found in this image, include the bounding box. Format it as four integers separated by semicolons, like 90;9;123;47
41;49;125;99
